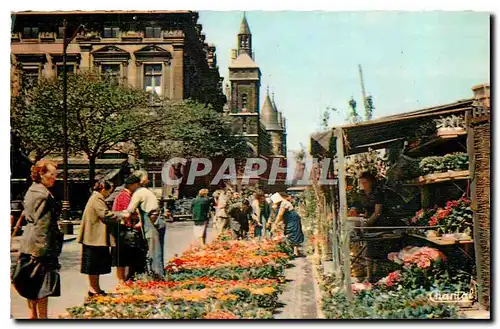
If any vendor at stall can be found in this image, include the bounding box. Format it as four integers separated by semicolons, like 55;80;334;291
349;171;386;282
358;171;384;226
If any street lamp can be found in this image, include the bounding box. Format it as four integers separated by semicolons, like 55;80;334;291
61;19;85;222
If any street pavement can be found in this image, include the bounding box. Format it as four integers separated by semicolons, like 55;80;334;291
275;256;319;319
10;220;214;319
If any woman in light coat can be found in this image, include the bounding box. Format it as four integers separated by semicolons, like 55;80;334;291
78;180;118;297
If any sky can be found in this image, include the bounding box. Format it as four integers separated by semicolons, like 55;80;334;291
197;11;490;157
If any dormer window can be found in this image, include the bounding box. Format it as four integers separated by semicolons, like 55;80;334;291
23;27;39;39
57;27;65;39
145;27;162;38
103;27;120;38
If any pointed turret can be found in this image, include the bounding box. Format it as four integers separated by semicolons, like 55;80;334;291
261;87;281;131
239;12;251;35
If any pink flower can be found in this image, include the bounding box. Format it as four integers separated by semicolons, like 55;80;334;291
428;216;438;226
352;282;372;294
388;252;402;264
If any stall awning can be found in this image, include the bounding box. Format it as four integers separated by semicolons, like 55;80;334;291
310;98;474;157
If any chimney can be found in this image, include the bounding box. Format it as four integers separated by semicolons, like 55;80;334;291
472;83;490;109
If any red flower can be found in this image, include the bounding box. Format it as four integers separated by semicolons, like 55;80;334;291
428;216;438;226
436;208;451;220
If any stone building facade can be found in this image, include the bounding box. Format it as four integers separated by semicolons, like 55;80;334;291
11;10;225;110
226;14;287;158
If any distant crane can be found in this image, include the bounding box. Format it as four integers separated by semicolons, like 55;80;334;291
358;64;375;121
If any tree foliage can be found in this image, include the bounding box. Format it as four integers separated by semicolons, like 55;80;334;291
11;70;167;183
12;70;244;185
138;100;247;161
11;71;64;161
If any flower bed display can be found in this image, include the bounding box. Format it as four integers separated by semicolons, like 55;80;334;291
62;231;293;319
409;197;472;234
321;246;471;319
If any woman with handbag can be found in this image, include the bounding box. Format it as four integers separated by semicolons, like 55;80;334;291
111;175;145;282
77;180;119;297
12;159;62;319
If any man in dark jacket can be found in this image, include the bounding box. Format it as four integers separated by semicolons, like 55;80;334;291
228;199;252;240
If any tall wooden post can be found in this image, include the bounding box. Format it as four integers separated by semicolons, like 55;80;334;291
335;127;353;301
331;185;339;272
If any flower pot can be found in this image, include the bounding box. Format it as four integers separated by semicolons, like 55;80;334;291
425;230;439;238
442;233;456;240
455;232;471;240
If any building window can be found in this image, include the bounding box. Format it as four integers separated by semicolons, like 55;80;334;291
145;27;162;38
101;64;120;83
144;64;162;95
57;65;75;76
147;172;162;189
103;27;120;38
23;27;39;39
241;93;248;109
22;67;39;86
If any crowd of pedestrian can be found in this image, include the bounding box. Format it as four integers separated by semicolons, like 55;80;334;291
193;184;305;256
11;159;305;319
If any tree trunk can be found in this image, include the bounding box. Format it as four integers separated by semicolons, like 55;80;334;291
88;155;97;191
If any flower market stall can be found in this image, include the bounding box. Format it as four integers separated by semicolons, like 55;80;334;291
310;84;490;318
61;231;294;319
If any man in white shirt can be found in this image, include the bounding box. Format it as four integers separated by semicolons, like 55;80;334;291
212;187;230;236
124;170;165;277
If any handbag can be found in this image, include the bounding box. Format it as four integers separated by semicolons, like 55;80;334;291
119;226;142;249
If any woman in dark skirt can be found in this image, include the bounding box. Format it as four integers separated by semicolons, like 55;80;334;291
77;180;119;297
13;160;63;319
271;192;305;256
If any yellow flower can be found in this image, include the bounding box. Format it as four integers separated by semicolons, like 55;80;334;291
217;294;239;301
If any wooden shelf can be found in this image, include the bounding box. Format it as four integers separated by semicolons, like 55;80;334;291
413;170;470;185
409;233;473;246
406;129;467;156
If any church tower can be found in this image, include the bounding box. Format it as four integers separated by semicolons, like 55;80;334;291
227;13;261;156
238;13;252;58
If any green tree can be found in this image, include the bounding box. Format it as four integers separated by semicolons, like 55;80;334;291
12;70;168;184
11;70;64;161
137;100;247;161
65;71;167;184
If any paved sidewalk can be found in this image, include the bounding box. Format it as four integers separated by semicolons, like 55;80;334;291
275;256;319;319
11;234;77;253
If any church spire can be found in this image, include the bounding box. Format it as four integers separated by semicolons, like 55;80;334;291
239;12;251;35
237;12;252;58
